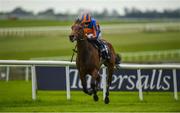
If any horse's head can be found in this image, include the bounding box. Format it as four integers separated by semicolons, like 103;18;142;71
69;19;85;42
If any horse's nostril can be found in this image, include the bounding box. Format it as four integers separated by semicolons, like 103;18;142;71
69;35;75;42
69;35;74;38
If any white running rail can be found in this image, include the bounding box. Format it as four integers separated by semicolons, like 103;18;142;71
0;60;179;101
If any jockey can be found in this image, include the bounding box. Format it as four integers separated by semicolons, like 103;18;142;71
80;13;110;60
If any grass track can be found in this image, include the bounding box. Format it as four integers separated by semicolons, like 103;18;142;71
0;20;73;27
0;81;179;112
0;20;180;112
0;31;180;62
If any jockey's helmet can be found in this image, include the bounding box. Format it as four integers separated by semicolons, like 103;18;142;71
81;14;91;24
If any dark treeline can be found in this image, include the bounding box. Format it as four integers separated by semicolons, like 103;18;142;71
0;7;180;20
124;7;180;18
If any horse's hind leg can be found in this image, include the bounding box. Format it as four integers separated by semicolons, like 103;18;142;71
104;65;114;104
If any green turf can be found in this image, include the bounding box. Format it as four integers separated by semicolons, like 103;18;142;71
0;81;179;112
0;20;73;27
0;31;74;59
0;30;180;62
104;31;180;52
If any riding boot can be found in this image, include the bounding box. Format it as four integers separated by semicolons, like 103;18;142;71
93;39;110;60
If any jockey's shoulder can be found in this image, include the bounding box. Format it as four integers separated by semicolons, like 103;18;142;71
92;18;98;23
92;18;100;25
91;18;98;25
91;18;96;21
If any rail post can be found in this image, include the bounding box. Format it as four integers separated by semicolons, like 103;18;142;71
66;66;71;100
6;66;10;82
25;66;29;82
102;67;107;100
137;69;143;101
173;69;178;100
31;65;37;100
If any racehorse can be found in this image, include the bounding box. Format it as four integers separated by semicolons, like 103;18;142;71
69;19;121;104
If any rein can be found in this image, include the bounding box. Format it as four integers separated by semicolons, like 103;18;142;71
69;22;88;61
70;44;77;62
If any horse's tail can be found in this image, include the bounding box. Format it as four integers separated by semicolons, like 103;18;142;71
105;40;121;69
115;53;121;70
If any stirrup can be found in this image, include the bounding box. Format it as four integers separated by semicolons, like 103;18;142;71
101;51;110;60
106;54;110;60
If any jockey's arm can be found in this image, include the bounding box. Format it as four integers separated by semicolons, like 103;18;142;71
86;29;97;39
86;22;98;39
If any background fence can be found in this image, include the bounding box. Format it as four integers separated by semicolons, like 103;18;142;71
0;60;179;101
1;23;180;36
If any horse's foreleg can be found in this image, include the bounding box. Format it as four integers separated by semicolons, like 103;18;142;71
80;73;88;94
91;78;98;101
91;70;100;101
80;74;93;95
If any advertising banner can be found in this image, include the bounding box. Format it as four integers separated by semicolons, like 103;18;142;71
36;66;180;91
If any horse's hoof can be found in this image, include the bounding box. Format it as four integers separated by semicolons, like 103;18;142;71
104;97;110;104
87;88;93;95
83;90;89;94
93;95;99;102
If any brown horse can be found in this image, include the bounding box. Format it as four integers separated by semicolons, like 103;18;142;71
69;19;121;104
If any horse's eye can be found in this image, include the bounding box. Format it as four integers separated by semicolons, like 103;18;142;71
71;26;74;30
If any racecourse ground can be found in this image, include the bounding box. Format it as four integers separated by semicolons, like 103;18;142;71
0;24;180;62
0;81;180;112
0;20;180;112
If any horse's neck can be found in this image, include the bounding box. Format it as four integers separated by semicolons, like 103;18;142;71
77;39;93;65
77;39;89;53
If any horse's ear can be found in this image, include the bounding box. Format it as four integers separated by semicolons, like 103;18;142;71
75;18;81;24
